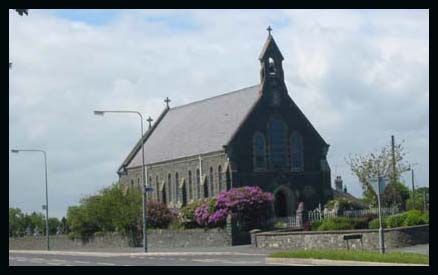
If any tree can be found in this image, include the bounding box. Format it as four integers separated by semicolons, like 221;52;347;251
406;187;429;211
346;141;410;206
48;217;61;235
382;182;410;210
9;208;25;237
66;182;142;240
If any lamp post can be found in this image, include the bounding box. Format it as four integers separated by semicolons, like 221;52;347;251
93;110;148;253
11;149;50;250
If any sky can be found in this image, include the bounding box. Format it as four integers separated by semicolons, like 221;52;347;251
9;9;429;219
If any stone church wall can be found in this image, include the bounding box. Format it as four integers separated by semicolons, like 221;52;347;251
120;151;229;209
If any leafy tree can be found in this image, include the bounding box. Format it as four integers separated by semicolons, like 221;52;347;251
28;212;45;233
66;182;142;240
48;217;61;235
406;187;429;211
346;141;410;206
66;205;99;240
9;208;25;236
382;182;410;210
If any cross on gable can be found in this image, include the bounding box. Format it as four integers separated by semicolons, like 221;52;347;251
147;116;153;128
164;97;171;108
267;25;272;36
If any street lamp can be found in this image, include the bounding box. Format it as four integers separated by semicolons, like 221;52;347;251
93;110;148;253
11;148;50;251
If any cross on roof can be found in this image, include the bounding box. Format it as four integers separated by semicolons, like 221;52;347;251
267;25;272;36
146;116;153;128
164;97;171;108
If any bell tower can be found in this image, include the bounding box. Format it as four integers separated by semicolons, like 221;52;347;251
259;26;285;85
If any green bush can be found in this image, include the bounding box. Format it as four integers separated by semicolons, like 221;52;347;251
421;212;429;224
316;217;354;231
310;220;322;231
386;212;409;228
368;218;386;229
274;221;287;229
403;210;424;226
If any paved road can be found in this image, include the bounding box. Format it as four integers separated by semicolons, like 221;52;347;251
9;244;429;266
9;251;271;266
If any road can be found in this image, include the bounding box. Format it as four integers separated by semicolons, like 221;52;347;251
9;251;271;266
9;244;429;266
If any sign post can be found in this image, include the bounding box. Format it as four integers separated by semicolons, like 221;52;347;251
370;176;388;254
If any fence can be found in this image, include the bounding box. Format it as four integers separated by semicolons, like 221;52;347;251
342;207;400;217
273;206;401;229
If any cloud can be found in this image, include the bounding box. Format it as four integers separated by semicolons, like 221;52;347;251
9;9;429;218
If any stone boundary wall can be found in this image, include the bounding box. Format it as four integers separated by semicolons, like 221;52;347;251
252;225;429;251
9;228;231;251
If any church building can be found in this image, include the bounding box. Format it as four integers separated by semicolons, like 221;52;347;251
118;29;333;217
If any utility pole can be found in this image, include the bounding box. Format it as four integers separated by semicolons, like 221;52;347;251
391;135;397;185
411;168;416;210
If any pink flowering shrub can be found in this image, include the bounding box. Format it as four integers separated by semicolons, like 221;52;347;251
194;186;273;229
146;201;175;229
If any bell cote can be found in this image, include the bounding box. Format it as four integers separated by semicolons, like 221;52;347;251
259;27;285;84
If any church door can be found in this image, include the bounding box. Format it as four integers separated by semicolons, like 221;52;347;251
274;191;287;217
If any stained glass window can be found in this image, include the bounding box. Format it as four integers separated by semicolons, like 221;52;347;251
253;132;266;169
268;117;288;169
291;132;304;171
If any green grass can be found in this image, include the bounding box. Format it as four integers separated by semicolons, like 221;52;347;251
270;249;429;265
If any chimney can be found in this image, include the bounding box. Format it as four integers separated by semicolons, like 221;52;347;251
334;176;343;191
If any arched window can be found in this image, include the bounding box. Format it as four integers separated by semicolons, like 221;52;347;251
175;172;179;203
188;170;193;200
290;132;304;172
218;165;222;192
268;116;288;169
162;183;167;204
167;173;172;203
268;57;277;75
196;169;201;199
203;177;209;198
209;167;214;196
148;176;152;200
253;132;267;170
156;176;160;201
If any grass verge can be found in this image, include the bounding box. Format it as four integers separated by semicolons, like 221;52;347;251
270;250;429;265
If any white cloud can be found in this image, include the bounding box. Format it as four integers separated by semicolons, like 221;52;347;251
9;9;428;218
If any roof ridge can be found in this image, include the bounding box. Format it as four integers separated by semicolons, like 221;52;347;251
169;84;260;111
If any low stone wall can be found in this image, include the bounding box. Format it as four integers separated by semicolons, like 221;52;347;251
252;225;429;251
9;228;232;251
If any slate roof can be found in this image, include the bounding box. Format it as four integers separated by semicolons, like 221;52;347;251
125;85;262;169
